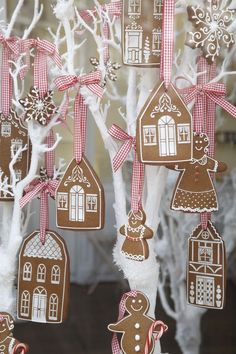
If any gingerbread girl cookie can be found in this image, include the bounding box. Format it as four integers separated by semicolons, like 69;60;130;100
108;292;167;354
0;312;28;354
167;132;227;213
120;210;153;261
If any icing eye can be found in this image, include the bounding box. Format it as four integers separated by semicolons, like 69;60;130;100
195;140;198;143
132;299;135;303
199;140;202;144
138;299;142;303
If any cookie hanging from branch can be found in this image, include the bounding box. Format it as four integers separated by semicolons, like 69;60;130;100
187;221;226;309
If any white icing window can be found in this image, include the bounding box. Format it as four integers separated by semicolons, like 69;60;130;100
152;29;162;55
143;126;157;146
154;0;163;18
51;265;60;284
57;193;68;210
1;121;11;137
128;0;141;16
196;276;214;307
21;291;30;317
11;139;23;161
198;244;213;264
177;124;191;144
49;294;58;320
86;194;98;212
23;262;32;281
70;185;85;222
158;116;177;156
37;264;46;283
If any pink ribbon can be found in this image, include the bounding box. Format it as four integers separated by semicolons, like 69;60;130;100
0;34;20;116
144;320;168;354
79;1;122;63
160;0;175;89
108;124;144;213
20;179;59;244
20;38;61;96
111;291;137;354
55;71;103;164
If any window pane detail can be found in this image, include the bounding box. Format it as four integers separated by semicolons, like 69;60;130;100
143;126;157;146
37;264;46;283
51;265;60;284
49;294;58;320
57;193;68;210
1;121;11;137
86;194;98;212
21;291;30;317
23;262;32;281
177;124;191;144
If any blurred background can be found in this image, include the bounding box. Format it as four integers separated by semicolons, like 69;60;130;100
1;0;236;353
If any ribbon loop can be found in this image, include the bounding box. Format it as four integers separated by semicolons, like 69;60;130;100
108;124;144;212
55;71;103;163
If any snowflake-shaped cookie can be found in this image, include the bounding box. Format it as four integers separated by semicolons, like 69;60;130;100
186;0;236;63
90;57;121;87
19;87;56;126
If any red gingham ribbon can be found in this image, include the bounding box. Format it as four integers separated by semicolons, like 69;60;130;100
45;129;55;178
108;124;144;212
79;1;122;63
21;38;61;96
0;34;20;116
160;0;175;89
144;320;168;354
20;179;59;244
55;71;103;163
111;291;137;354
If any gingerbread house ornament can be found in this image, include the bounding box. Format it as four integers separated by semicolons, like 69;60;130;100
56;157;105;230
136;82;193;164
17;230;70;323
122;0;163;67
0;110;29;201
187;221;226;309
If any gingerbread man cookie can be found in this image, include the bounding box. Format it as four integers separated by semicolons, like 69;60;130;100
108;292;167;354
0;312;28;354
167;132;227;213
120;210;153;261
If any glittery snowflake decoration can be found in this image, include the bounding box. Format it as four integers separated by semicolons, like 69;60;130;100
19;87;57;126
186;0;236;63
90;57;121;87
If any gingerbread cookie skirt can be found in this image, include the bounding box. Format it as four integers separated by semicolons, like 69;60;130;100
171;188;218;213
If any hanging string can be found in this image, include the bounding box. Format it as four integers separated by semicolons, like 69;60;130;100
55;72;103;164
160;0;175;89
108;125;144;213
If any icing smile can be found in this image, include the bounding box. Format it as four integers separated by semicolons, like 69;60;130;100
0;328;6;333
195;146;203;151
131;305;143;312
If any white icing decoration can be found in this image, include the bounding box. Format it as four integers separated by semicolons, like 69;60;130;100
135;335;140;341
134;323;140;329
135;345;141;352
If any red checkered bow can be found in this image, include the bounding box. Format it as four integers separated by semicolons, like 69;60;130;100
20;178;59;244
79;1;122;63
108;124;144;213
55;71;103;164
0;34;20;116
20;38;62;96
111;291;137;354
160;0;175;89
144;320;168;354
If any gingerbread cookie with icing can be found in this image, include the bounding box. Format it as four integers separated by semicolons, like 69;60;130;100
167;132;227;213
0;312;28;354
120;210;153;261
108;292;159;354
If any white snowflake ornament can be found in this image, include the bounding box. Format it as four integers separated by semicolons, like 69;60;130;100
186;0;236;63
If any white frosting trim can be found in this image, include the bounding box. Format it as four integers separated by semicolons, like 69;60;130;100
121;251;145;261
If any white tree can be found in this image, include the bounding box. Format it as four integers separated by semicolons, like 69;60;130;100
1;1;236;354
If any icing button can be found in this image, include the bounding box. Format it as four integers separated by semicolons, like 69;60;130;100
134;323;140;329
135;345;140;352
194;178;199;183
195;165;200;170
135;335;140;341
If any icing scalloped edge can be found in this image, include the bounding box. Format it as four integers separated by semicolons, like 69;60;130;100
121;251;145;261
